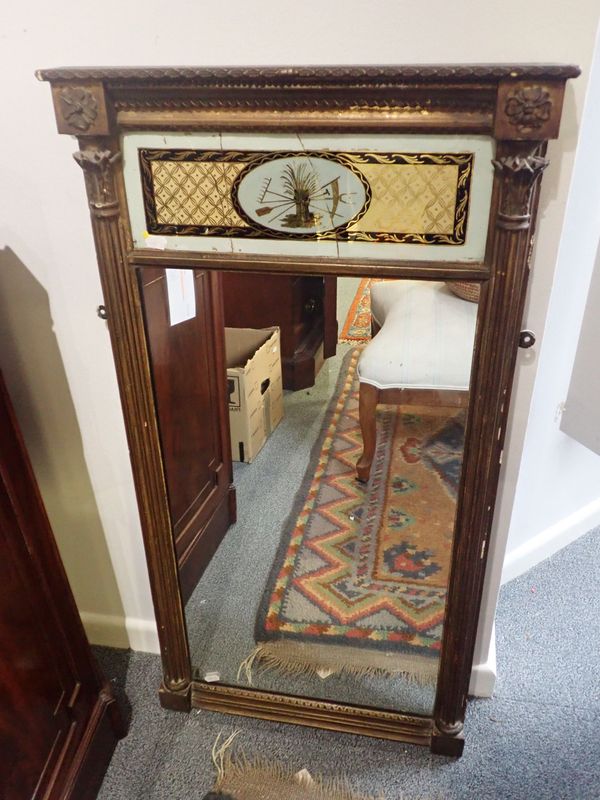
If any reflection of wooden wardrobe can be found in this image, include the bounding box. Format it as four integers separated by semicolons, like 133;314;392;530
0;373;124;799
221;273;338;390
140;268;236;603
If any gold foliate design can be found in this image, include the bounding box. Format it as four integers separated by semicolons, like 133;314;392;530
140;149;473;245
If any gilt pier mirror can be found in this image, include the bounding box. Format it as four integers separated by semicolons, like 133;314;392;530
38;64;579;756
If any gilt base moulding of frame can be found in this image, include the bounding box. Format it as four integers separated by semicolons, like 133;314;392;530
37;64;579;757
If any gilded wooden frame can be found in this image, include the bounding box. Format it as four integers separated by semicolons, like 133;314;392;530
38;65;579;756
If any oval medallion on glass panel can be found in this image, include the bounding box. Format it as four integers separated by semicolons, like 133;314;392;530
234;154;370;236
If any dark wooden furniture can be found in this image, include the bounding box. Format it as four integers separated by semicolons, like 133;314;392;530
221;272;337;389
140;267;236;603
0;372;124;799
38;63;579;755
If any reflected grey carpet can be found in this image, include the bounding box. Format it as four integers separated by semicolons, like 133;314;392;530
95;526;600;800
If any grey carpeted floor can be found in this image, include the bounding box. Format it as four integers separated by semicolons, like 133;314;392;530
96;526;600;800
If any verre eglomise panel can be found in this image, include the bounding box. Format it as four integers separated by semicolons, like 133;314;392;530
139;268;478;716
123;132;494;262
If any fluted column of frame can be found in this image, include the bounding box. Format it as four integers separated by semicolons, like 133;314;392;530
432;140;549;756
74;140;192;710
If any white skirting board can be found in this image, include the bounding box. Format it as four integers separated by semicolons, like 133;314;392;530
469;625;497;697
501;496;600;585
80;611;160;653
472;501;600;699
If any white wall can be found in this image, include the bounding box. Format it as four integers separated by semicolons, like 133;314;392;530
471;21;600;688
501;27;600;582
0;1;598;668
561;243;600;457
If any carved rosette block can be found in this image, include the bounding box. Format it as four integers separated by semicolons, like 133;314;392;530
505;86;552;131
59;86;99;130
74;144;192;704
50;83;110;135
495;80;565;141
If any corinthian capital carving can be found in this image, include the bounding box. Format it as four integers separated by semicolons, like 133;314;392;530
492;150;549;227
73;149;122;212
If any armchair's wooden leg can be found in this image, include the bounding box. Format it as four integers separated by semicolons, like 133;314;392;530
356;382;379;483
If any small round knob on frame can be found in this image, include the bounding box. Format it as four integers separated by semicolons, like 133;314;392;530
97;304;108;320
519;330;536;349
304;298;318;315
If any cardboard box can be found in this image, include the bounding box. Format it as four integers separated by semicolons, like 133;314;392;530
225;327;284;463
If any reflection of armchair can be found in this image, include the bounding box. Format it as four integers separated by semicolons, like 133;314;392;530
356;281;478;482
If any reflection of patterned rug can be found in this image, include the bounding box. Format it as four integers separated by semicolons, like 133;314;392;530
256;351;463;663
339;279;375;342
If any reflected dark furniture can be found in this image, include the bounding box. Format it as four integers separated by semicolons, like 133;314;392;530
0;372;124;799
221;273;337;390
140;268;236;603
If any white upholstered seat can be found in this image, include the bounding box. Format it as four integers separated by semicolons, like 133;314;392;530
355;280;478;483
357;280;478;391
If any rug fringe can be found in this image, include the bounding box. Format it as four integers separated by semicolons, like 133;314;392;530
211;729;241;782
237;641;438;686
212;732;388;800
236;646;263;686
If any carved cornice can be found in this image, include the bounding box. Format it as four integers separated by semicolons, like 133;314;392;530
492;151;549;227
113;94;493;112
39;64;579;141
73;149;121;212
36;63;581;88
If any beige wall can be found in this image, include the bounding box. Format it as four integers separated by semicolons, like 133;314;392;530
0;247;127;645
0;1;598;669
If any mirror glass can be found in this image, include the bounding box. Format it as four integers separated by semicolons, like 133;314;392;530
139;268;478;716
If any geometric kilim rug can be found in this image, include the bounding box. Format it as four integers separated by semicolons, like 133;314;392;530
339;278;375;343
252;350;464;682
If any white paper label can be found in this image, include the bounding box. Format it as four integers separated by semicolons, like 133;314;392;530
295;769;314;786
166;269;196;326
144;233;167;250
316;667;334;679
203;671;221;683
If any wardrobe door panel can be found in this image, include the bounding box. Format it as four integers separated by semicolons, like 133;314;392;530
0;373;123;799
0;501;76;798
140;268;235;602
